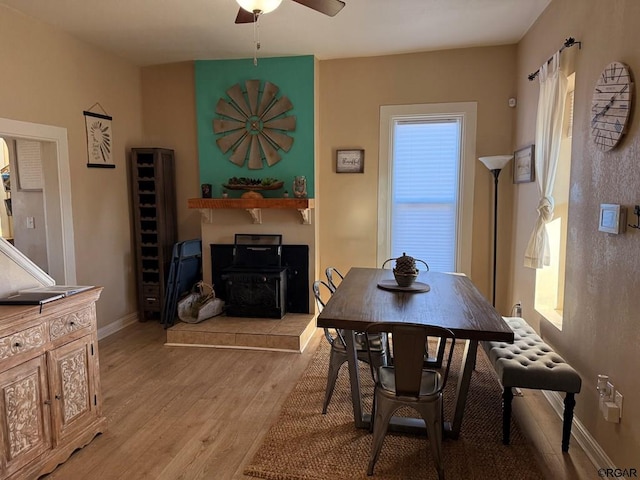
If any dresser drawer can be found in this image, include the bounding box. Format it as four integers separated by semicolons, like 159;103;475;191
0;324;47;360
49;305;94;340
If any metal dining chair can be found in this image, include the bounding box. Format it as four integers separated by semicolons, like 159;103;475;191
379;257;446;368
325;266;344;293
364;322;455;480
313;280;388;414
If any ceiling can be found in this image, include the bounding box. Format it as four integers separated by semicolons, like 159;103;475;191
0;0;551;67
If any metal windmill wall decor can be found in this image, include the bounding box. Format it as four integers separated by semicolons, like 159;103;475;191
213;80;296;169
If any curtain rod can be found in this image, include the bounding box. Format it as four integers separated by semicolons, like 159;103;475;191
528;37;582;81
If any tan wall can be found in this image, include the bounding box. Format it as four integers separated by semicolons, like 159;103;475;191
140;62;201;242
512;0;640;465
7;0;635;463
0;6;144;328
317;47;517;309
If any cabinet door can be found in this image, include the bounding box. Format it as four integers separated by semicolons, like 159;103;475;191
0;355;51;478
47;335;98;447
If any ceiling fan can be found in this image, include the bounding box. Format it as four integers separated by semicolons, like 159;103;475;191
234;0;345;23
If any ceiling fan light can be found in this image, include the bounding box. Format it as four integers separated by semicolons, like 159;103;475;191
236;0;283;14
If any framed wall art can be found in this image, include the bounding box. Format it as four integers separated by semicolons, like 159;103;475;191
336;149;364;173
84;104;114;169
513;144;535;184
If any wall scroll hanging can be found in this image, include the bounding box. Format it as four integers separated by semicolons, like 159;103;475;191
84;103;114;168
213;80;296;170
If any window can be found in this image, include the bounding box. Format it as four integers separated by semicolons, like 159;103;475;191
378;103;477;274
534;74;575;329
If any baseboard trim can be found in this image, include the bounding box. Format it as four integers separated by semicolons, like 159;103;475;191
542;390;614;470
97;312;138;340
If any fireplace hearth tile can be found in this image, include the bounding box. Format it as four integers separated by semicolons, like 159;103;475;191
165;313;316;353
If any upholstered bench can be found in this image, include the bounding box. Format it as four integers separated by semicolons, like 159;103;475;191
481;317;582;452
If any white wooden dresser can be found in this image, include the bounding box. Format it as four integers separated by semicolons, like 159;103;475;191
0;287;105;479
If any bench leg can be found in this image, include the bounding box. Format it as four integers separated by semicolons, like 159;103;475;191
502;387;513;445
562;393;576;452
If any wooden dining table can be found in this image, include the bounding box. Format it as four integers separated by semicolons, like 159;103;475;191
316;267;514;438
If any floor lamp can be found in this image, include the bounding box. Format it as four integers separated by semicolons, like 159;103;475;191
479;155;513;307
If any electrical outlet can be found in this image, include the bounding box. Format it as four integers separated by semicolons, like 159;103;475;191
615;391;623;418
26;217;35;229
606;381;614;401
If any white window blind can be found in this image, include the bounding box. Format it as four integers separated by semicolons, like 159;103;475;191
391;118;461;272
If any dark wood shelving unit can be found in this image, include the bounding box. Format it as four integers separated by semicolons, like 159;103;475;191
130;148;177;321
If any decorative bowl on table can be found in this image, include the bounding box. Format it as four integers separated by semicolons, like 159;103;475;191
391;252;422;287
393;269;419;288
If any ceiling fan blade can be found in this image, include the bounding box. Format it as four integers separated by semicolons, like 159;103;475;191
235;8;256;23
292;0;345;16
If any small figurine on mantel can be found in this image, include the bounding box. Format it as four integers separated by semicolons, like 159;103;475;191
201;183;212;198
293;176;307;198
283;190;289;198
222;190;228;198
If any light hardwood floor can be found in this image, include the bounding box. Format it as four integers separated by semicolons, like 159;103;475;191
44;321;596;479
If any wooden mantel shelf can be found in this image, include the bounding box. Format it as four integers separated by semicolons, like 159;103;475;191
187;197;315;224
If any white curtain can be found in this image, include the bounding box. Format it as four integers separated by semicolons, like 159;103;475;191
524;53;568;269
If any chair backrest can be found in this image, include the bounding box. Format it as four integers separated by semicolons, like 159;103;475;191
325;267;344;293
365;322;455;397
312;279;332;312
313;280;345;346
381;256;429;271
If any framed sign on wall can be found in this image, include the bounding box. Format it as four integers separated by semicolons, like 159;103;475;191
513;144;535;184
84;106;114;169
336;149;364;173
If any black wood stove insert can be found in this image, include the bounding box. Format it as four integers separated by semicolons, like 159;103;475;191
218;234;292;319
211;239;309;318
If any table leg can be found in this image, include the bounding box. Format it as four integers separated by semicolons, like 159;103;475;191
449;339;478;438
344;329;365;428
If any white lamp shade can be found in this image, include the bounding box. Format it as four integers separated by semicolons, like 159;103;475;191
478;155;513;171
237;0;283;13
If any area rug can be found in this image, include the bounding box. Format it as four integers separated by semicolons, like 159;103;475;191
244;340;544;480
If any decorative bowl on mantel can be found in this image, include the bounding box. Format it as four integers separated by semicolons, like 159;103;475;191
222;178;284;198
222;181;284;191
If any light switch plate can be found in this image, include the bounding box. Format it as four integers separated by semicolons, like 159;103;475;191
599;204;626;234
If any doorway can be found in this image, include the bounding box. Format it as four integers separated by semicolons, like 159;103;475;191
0;117;77;284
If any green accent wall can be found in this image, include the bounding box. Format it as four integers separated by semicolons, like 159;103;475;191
195;56;314;198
